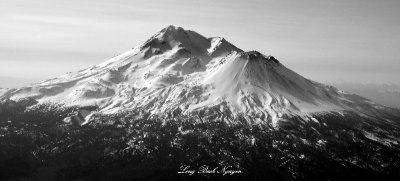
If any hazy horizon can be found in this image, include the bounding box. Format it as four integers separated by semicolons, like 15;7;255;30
1;0;400;88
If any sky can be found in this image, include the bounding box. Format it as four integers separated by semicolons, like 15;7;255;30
0;0;399;88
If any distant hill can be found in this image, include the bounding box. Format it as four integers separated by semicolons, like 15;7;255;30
331;82;400;109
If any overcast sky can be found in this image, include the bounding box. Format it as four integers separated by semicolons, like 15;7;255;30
1;0;399;88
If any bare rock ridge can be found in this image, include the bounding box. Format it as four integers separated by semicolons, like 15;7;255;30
1;25;399;126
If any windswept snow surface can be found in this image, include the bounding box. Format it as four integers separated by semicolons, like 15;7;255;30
1;25;398;125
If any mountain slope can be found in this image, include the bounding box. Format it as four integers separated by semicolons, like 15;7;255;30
0;25;399;126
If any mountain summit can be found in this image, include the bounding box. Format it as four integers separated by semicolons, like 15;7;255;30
1;25;399;126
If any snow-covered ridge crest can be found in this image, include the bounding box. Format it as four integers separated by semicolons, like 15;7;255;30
1;25;399;126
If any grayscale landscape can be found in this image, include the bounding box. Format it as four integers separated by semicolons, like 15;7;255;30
1;1;399;181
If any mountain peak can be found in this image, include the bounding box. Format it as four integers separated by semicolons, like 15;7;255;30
240;51;280;65
245;50;263;59
160;25;186;36
157;25;192;40
139;26;240;59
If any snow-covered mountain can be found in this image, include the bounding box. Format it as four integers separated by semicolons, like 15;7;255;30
2;25;400;181
1;25;399;126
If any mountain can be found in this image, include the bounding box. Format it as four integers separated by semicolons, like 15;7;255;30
1;25;400;180
1;25;399;126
